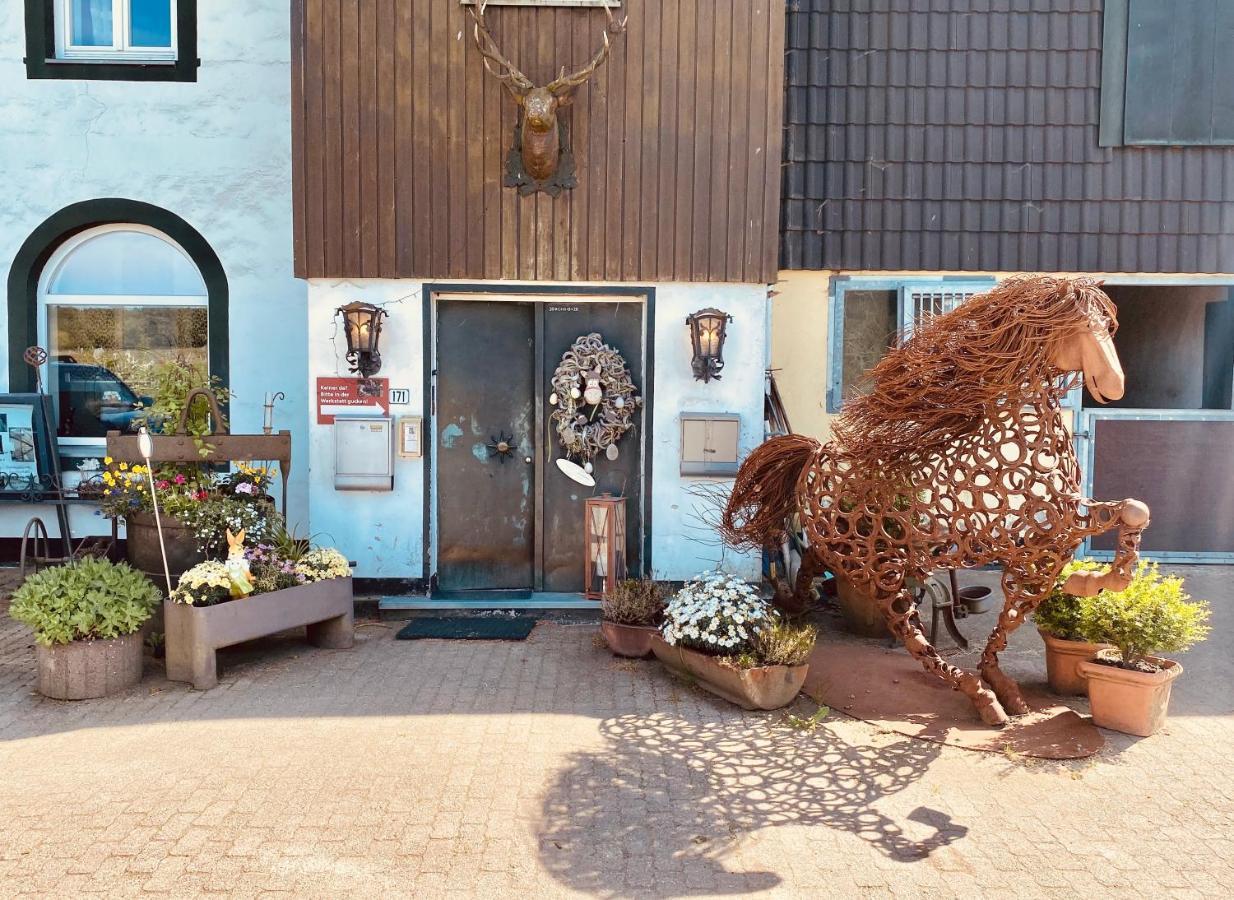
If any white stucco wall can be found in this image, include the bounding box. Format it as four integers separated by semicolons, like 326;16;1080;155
0;3;307;535
305;280;764;583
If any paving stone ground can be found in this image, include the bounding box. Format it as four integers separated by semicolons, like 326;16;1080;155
1;565;1232;899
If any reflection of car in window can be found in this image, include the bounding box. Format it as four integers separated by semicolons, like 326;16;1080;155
53;357;153;437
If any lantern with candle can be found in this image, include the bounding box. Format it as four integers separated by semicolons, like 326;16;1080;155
584;493;627;600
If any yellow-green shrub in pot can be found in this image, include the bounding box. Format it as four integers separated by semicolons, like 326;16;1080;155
1033;560;1113;696
1074;562;1210;736
9;558;162;699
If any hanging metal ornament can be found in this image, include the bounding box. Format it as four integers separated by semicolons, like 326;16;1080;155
549;392;559;406
606;444;620;461
486;431;516;463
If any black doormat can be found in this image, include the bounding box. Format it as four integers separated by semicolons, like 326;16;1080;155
395;616;539;641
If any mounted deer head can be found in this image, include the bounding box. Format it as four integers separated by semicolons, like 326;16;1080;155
467;0;627;191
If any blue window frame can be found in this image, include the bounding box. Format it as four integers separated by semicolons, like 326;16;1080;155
827;277;996;413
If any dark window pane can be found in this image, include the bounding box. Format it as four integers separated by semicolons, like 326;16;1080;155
840;290;897;403
71;0;113;47
130;0;173;48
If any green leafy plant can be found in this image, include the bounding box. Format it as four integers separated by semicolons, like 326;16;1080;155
1075;561;1211;670
601;578;666;626
137;358;230;457
9;558;161;647
1033;559;1104;641
265;518;314;563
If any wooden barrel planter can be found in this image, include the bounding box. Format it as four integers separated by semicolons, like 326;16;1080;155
124;511;206;580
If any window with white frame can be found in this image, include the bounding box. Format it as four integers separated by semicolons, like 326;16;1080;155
37;225;209;467
55;0;177;61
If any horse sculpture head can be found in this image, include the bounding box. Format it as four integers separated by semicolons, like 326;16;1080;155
834;275;1123;463
1045;279;1124;403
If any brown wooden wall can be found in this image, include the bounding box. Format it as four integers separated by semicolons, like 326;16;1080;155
291;0;786;283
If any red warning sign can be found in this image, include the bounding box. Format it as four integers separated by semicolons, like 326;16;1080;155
316;377;390;425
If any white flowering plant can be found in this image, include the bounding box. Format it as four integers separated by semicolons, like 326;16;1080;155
169;560;235;607
660;571;774;655
294;548;352;583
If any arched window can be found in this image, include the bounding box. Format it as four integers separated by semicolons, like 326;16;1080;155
36;224;211;464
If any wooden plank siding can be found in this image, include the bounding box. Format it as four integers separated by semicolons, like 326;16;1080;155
291;0;785;283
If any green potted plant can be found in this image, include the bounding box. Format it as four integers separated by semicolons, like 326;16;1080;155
9;558;162;700
1074;562;1210;736
651;571;816;710
1033;560;1113;696
600;578;666;658
164;532;354;690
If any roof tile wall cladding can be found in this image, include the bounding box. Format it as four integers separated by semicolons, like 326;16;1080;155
782;0;1234;274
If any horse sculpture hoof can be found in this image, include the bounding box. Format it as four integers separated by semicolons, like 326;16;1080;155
978;698;1010;727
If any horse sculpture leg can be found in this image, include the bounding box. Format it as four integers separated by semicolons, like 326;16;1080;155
1062;499;1151;596
878;586;1009;727
978;572;1050;716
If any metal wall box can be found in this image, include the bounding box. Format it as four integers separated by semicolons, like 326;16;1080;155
680;413;741;476
334;416;394;491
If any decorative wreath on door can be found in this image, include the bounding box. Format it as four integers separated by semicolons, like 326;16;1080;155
549;333;642;470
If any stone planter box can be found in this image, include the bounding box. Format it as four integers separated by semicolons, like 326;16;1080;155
1078;653;1183;737
1038;627;1113;696
165;577;354;690
36;631;144;700
600;620;658;659
650;634;809;710
125;511;205;581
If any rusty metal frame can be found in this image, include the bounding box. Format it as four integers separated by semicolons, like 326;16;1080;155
105;389;292;513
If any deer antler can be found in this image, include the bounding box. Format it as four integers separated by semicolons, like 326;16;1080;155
467;0;533;97
546;1;628;96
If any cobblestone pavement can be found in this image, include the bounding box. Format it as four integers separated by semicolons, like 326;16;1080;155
1;566;1232;899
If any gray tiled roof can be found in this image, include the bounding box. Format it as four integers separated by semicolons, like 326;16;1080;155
781;0;1234;273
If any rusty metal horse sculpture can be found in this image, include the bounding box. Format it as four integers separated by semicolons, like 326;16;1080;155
722;276;1150;726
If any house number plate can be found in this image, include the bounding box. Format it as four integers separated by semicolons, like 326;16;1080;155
389;388;411;406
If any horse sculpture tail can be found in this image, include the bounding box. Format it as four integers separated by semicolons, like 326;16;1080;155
720;434;822;551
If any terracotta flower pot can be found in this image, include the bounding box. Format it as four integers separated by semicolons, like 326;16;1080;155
833;574;890;637
600;620;658;659
35;632;144;700
1038;627;1113;696
649;635;808;710
1077;654;1183;737
125;511;205;580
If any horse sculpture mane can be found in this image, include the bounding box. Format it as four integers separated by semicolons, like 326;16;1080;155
834;276;1118;471
721;274;1148;728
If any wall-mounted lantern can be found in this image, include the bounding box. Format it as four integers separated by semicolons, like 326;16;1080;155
337;302;388;381
584;493;627;600
685;308;732;383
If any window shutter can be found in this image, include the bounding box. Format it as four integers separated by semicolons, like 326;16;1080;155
1123;0;1234;145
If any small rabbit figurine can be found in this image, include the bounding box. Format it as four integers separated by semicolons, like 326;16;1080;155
225;528;256;599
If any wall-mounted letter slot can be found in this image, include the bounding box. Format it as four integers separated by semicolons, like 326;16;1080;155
680;413;741;477
334;416;394;491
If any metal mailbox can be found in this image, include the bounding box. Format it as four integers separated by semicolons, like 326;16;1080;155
334;415;394;491
679;412;741;476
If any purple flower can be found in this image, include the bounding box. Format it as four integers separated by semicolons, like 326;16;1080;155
235;482;255;495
